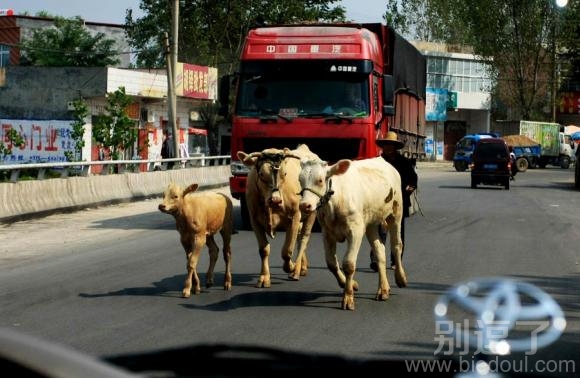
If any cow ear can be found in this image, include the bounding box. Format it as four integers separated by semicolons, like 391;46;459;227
183;183;199;196
328;159;351;177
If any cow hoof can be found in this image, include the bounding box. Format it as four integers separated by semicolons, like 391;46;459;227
300;268;308;276
288;273;300;281
283;260;295;274
224;283;232;291
395;271;408;288
375;288;390;301
256;277;271;288
193;287;201;295
206;280;214;289
341;296;355;311
182;289;191;298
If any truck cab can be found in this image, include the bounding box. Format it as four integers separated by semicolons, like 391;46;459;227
453;133;499;171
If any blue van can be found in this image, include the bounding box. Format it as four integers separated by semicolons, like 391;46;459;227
453;133;499;171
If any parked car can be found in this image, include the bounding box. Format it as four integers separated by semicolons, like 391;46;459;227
452;133;499;171
470;138;512;190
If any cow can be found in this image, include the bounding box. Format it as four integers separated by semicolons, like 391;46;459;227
297;157;408;310
237;144;319;287
158;183;234;297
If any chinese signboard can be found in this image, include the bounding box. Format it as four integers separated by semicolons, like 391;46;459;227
1;120;74;164
175;63;218;100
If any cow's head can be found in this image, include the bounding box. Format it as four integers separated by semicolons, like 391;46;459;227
237;148;298;209
158;182;199;214
298;159;351;213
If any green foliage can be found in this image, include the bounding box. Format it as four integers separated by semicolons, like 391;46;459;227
385;0;580;121
65;99;89;162
125;0;346;72
92;87;138;161
0;128;25;160
383;0;447;42
20;16;120;67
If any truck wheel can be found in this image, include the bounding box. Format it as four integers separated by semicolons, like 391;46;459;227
515;157;528;172
560;156;570;169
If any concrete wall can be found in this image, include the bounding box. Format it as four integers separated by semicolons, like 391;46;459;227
0;165;231;223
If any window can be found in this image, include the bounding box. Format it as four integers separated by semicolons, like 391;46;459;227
0;44;10;67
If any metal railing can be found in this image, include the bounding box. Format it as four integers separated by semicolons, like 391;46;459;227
0;155;231;183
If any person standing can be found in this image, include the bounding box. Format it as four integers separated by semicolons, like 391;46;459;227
370;131;418;271
161;129;175;169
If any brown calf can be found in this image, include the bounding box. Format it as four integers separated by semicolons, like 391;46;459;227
158;183;234;297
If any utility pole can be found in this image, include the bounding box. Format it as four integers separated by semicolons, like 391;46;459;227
165;0;179;161
552;0;568;123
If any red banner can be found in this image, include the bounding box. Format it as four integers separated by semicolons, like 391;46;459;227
559;92;580;114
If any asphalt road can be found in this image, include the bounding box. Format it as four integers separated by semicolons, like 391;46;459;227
1;163;579;376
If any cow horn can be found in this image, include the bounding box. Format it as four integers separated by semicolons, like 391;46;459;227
284;152;301;160
248;152;263;159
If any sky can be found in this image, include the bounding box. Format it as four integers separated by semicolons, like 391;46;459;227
5;0;387;25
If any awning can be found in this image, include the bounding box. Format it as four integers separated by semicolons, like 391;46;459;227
188;127;207;135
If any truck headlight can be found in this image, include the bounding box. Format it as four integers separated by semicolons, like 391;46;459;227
231;161;250;176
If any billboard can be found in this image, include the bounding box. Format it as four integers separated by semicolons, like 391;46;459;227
1;120;74;164
426;88;448;122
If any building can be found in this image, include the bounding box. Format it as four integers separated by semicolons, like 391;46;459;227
0;13;221;172
0;13;131;68
0;65;218;171
413;41;493;161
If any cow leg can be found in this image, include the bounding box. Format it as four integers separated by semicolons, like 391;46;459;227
322;232;360;300
183;235;204;297
220;229;233;291
281;215;299;275
341;228;364;311
205;235;219;288
388;217;408;288
289;212;315;280
366;224;390;301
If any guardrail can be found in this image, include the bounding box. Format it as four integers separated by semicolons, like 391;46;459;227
0;155;231;183
0;155;233;223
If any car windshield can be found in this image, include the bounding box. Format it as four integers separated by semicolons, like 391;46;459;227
2;6;579;378
235;73;370;117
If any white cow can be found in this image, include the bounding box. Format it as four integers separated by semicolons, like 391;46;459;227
237;144;319;287
298;157;408;310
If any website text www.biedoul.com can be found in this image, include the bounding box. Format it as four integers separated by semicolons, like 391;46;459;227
404;356;576;375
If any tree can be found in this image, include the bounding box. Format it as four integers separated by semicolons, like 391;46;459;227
385;0;566;121
92;87;138;162
65;100;89;162
124;0;346;74
20;16;120;67
382;0;450;42
558;1;580;96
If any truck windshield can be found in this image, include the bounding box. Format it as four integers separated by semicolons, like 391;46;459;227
235;73;370;118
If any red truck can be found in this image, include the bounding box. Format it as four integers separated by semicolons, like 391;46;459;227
218;22;426;224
